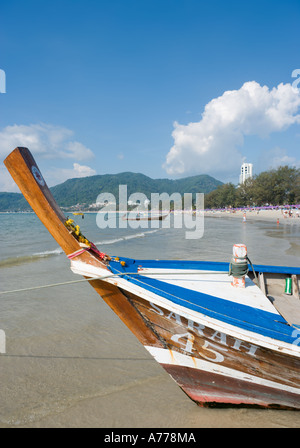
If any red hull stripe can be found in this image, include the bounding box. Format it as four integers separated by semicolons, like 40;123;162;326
162;363;300;409
145;346;300;409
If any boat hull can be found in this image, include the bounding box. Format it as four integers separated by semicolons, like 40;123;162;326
122;290;300;410
160;362;300;409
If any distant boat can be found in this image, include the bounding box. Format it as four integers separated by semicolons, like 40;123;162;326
4;147;300;410
122;211;169;221
72;212;84;219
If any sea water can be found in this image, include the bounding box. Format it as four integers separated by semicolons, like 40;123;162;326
0;212;300;428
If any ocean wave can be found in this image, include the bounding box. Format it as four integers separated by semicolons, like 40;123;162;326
0;248;63;268
33;248;63;257
94;229;159;246
95;237;124;246
124;232;145;240
0;229;160;268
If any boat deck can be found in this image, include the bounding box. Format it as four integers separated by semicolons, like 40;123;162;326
106;257;300;345
254;271;300;328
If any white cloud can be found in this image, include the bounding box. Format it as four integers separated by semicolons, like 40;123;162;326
61;142;95;160
0;123;94;161
0;123;96;191
43;163;97;187
163;81;300;179
0;165;21;192
258;146;300;170
55;163;97;180
72;163;96;177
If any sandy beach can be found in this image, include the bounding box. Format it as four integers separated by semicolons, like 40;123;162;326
204;208;300;224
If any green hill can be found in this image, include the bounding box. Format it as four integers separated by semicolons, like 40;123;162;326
0;172;223;211
0;192;28;211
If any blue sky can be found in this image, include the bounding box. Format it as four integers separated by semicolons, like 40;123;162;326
1;0;300;191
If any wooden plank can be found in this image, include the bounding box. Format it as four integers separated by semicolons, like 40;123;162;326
269;293;300;328
259;272;266;296
292;275;299;299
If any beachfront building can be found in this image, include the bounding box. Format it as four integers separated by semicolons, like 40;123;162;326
239;162;253;184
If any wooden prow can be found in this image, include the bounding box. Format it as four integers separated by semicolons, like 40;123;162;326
4;147;104;267
4;147;82;256
4;147;162;347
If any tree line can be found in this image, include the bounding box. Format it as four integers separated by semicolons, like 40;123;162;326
204;166;300;209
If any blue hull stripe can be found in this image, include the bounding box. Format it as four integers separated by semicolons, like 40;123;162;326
115;257;300;276
108;258;300;345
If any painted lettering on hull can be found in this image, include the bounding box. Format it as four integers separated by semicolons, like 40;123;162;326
149;302;259;364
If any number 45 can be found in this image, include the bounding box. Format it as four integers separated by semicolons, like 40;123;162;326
292;69;300;90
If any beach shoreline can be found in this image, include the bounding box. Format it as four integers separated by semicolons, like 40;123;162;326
204;208;300;224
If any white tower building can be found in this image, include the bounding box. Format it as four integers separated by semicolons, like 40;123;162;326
239;163;253;184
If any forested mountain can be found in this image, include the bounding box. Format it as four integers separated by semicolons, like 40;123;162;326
0;171;223;211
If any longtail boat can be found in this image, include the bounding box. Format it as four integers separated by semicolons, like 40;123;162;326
122;212;169;221
4;147;300;410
